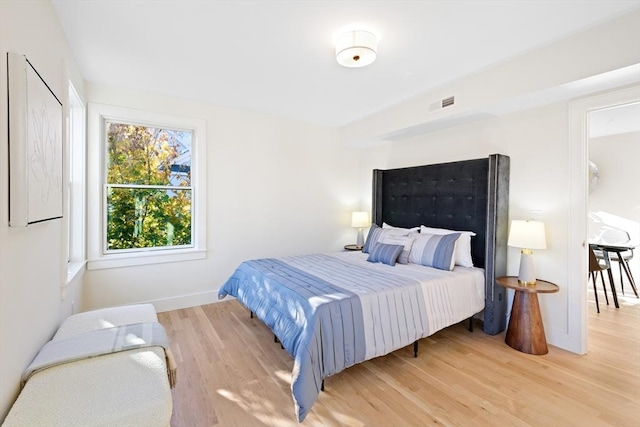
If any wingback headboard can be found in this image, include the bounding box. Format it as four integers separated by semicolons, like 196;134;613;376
371;154;510;335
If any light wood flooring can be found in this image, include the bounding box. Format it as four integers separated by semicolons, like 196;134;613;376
158;288;639;426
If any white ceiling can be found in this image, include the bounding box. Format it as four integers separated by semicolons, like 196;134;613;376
52;0;640;127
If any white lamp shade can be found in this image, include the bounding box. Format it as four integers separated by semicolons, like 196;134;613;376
336;30;377;67
508;220;547;250
351;212;369;228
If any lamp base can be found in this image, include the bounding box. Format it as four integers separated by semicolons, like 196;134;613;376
518;250;537;285
356;228;364;248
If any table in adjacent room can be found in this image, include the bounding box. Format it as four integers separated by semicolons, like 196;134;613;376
589;242;638;299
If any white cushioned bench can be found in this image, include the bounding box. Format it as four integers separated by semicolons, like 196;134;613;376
3;304;173;427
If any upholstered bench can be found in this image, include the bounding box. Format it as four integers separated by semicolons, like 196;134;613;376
3;304;174;427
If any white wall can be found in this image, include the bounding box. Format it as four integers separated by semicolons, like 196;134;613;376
82;83;362;311
0;0;85;421
589;130;640;278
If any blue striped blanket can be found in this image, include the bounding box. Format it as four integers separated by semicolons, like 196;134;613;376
218;253;484;421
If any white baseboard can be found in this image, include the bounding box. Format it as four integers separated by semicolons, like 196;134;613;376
145;290;221;313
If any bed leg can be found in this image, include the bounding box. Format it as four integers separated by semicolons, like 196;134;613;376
274;334;284;349
413;341;418;358
250;311;254;318
321;380;325;392
468;317;473;332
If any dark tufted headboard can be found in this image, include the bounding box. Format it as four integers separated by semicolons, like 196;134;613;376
371;154;510;335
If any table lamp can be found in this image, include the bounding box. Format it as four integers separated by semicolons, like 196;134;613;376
507;220;547;285
351;212;369;248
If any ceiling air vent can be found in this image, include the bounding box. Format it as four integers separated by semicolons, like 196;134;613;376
428;95;455;112
441;96;455;108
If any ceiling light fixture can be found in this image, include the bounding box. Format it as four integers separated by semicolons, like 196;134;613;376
335;30;377;68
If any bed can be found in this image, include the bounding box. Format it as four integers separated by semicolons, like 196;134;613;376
218;154;510;421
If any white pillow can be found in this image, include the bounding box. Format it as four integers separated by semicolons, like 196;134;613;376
420;225;476;268
380;234;415;264
383;222;420;234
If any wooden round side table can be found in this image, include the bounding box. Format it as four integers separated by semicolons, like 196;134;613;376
344;244;363;251
496;276;559;355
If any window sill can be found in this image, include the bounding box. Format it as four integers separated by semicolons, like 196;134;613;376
66;261;86;285
87;248;206;270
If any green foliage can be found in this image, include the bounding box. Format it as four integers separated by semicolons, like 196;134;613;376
106;123;192;250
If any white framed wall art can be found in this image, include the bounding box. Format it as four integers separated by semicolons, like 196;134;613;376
7;52;63;226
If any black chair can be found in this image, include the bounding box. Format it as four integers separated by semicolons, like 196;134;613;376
589;245;612;313
594;229;638;298
606;249;636;295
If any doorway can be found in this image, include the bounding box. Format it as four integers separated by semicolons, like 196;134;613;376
568;85;640;355
587;102;640;317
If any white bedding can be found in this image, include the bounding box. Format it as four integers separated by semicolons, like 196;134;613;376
219;251;485;420
290;251;485;360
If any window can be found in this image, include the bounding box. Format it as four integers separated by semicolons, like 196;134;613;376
87;104;206;269
105;122;193;252
66;83;85;283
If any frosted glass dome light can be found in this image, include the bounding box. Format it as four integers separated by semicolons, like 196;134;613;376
335;30;377;68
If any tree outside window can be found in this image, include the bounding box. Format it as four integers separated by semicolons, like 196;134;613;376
105;122;192;251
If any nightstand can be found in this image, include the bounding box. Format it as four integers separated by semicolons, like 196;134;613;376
344;244;363;251
496;276;559;355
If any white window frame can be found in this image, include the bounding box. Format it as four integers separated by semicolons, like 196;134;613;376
103;121;195;254
66;83;86;282
87;103;207;270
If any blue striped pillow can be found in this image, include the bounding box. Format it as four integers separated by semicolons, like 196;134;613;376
362;223;384;254
408;233;461;271
367;243;404;266
380;234;415;264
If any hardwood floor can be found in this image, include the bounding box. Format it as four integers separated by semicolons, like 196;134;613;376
158;290;639;427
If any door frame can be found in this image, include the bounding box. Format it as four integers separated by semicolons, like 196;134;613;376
568;84;640;354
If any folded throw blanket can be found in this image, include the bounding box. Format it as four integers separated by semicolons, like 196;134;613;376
22;322;177;389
